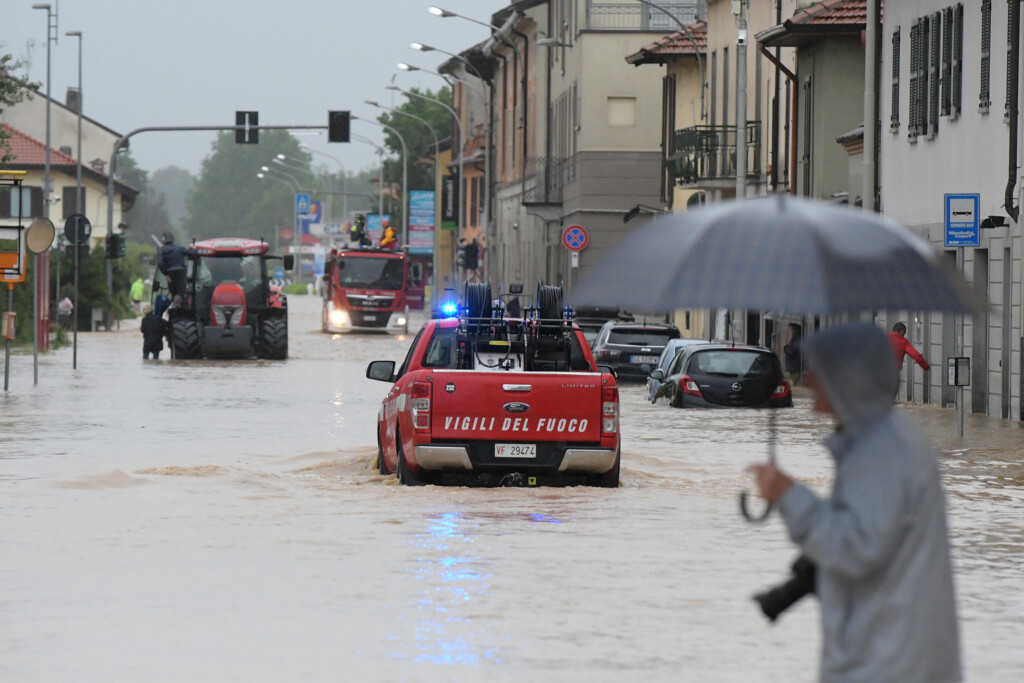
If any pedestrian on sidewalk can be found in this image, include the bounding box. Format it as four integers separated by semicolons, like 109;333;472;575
140;304;167;360
130;277;145;313
747;322;961;682
887;322;930;372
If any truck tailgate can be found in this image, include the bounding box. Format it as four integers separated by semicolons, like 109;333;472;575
430;370;604;442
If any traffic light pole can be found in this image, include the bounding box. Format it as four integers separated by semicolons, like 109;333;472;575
103;123;328;329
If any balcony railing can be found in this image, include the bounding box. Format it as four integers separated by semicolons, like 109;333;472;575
668;122;761;183
586;1;703;31
522;157;568;204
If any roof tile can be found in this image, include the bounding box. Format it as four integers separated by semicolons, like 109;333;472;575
1;124;78;166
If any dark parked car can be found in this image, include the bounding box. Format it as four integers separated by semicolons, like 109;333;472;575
575;306;630;347
646;338;709;402
650;343;793;408
591;320;682;382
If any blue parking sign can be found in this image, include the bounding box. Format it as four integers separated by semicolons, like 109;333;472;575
944;194;980;247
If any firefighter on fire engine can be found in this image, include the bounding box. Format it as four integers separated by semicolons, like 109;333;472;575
349;214;372;247
379;220;397;249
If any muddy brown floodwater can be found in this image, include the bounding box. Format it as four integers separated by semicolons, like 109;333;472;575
2;295;1022;681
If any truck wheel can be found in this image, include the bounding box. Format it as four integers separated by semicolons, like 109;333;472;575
170;318;201;359
396;432;424;486
592;451;621;488
376;428;389;475
259;317;288;360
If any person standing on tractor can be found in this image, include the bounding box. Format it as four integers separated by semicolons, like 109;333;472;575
349;214;372;248
157;232;195;305
379;219;397;249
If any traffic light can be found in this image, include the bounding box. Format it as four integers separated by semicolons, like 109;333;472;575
106;233;126;259
328;110;350;143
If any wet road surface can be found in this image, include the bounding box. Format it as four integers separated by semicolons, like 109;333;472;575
2;295;1022;680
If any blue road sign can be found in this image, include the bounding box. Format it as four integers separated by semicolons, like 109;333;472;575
275;267;285;280
296;193;310;215
944;193;980;247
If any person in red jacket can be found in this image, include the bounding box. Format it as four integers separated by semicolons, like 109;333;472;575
887;322;930;372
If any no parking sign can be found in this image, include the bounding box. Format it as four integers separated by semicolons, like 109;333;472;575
562;225;588;251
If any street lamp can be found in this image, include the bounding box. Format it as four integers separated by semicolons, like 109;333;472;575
385;86;464;257
410;42;487;81
32;2;56;385
352;115;409;248
299;144;352;223
65;28;83;369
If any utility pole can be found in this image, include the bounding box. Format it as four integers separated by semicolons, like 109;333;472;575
734;0;748;201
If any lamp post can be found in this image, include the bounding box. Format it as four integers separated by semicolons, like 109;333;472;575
365;99;441;202
262;164;304;276
257;171;299;252
385;86;463;255
65;28;82;369
31;3;56;385
352;115;408;248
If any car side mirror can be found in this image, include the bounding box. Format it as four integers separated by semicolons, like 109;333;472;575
597;364;617;378
283;254;295;271
366;360;397;382
649;368;664;381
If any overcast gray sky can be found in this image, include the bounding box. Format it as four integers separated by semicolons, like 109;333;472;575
3;0;503;177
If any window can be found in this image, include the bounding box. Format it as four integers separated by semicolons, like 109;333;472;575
62;186;85;219
607;97;637;127
422;327;455;368
891;28;901;131
0;186;43;218
909;19;923;139
980;0;992;112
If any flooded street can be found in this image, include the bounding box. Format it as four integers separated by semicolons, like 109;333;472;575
2;295;1022;681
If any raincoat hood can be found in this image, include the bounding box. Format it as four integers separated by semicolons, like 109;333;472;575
801;322;897;429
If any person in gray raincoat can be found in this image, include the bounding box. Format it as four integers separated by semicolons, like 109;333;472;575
749;321;961;682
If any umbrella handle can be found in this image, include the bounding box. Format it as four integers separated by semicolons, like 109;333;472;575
739;490;773;523
740;405;779;523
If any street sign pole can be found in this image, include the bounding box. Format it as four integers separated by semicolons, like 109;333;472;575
943;193;979;438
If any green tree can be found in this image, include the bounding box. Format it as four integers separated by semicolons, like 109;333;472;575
116;151;173;245
0;52;39;163
150;166;195;231
375;86;452;228
184;130;314;242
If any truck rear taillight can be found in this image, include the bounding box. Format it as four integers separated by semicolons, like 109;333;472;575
411;382;431;431
602;386;619;434
770;379;792;400
680;375;702;397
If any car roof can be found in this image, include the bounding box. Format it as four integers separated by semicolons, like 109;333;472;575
600;320;679;332
684;343;775;354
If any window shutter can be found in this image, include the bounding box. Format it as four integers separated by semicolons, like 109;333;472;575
928;12;940;137
0;188;10;219
891;28;901;132
941;7;952;116
909;20;920;139
802;76;812;197
981;0;992;111
1006;0;1020;122
30;187;44;219
952;3;964;117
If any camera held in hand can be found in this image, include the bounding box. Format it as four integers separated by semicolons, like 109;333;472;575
754;554;817;622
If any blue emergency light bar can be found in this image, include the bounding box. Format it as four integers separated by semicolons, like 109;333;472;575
441;302;459;317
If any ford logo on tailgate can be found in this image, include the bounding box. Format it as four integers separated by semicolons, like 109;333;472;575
503;402;531;414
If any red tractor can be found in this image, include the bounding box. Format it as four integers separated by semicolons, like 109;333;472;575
154;238;293;360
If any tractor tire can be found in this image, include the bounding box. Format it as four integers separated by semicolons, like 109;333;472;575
170;318;201;360
259;317;288;360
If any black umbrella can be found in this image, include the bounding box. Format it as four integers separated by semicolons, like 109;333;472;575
570;194;985;520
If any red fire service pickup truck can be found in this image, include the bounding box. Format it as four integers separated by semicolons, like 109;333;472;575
366;283;621;487
322;247;409;334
